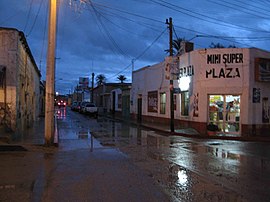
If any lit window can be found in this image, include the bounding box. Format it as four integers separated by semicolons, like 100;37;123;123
160;92;166;114
181;91;189;116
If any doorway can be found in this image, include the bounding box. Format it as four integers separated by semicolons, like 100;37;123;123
137;96;142;122
208;95;241;134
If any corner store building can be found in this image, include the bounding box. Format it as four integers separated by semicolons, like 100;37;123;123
131;48;270;137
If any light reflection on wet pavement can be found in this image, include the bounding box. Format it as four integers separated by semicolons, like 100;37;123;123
57;108;270;201
94;119;270;201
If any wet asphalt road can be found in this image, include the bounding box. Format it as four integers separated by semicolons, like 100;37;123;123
58;107;270;201
1;107;270;201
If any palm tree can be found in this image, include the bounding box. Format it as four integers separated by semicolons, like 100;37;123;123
209;42;237;48
165;38;185;55
172;38;183;55
117;75;127;83
209;42;225;48
95;74;106;86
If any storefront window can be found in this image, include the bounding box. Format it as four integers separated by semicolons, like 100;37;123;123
209;95;241;134
174;94;177;110
181;91;189;116
160;92;166;114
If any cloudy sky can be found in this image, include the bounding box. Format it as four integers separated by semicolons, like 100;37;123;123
1;0;270;94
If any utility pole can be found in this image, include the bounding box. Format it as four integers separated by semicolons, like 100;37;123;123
166;17;174;133
45;0;57;146
91;73;94;103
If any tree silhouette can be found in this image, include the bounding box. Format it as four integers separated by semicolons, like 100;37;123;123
165;38;185;55
117;75;127;83
209;42;237;48
209;42;225;48
95;74;106;86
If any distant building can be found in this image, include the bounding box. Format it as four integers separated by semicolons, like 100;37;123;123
0;28;41;139
131;48;270;137
111;84;132;118
93;83;131;114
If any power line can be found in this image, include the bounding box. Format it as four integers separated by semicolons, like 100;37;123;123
39;0;48;72
219;0;270;18
24;0;34;32
87;1;131;59
88;1;164;25
107;28;167;80
207;0;270;19
235;0;270;13
134;28;167;61
89;6;149;38
89;0;269;49
151;0;270;33
27;0;44;37
88;4;161;32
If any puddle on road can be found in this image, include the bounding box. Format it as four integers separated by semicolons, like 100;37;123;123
178;143;270;172
58;130;104;151
154;162;242;201
94;118;270;173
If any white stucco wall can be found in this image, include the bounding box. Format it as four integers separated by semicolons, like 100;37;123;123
131;62;171;118
0;28;41;132
0;29;18;130
111;88;122;112
183;48;249;123
132;48;270;127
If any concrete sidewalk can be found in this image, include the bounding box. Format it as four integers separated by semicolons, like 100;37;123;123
0;117;173;202
138;120;270;142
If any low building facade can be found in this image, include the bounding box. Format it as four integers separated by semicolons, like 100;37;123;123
92;83;131;114
111;84;131;118
0;28;41;138
131;48;270;137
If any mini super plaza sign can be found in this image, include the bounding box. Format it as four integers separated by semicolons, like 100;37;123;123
205;53;243;79
165;50;246;81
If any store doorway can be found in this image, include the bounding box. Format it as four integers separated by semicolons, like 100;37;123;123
137;97;142;122
208;95;241;135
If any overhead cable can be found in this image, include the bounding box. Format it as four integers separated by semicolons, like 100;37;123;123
151;0;270;33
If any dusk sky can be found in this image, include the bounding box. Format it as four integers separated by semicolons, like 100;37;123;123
1;0;270;94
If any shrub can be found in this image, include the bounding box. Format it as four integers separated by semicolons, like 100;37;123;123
207;123;219;131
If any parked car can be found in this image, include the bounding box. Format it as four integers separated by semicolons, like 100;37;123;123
84;103;98;117
79;101;91;113
76;102;81;111
71;101;78;111
72;101;81;111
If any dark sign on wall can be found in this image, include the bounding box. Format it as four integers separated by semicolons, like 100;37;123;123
253;88;261;103
255;58;270;82
262;97;269;123
148;91;158;113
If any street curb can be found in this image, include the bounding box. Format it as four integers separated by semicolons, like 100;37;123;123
101;114;270;143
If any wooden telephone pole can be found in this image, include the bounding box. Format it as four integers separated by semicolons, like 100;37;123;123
166;17;174;133
45;0;57;146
